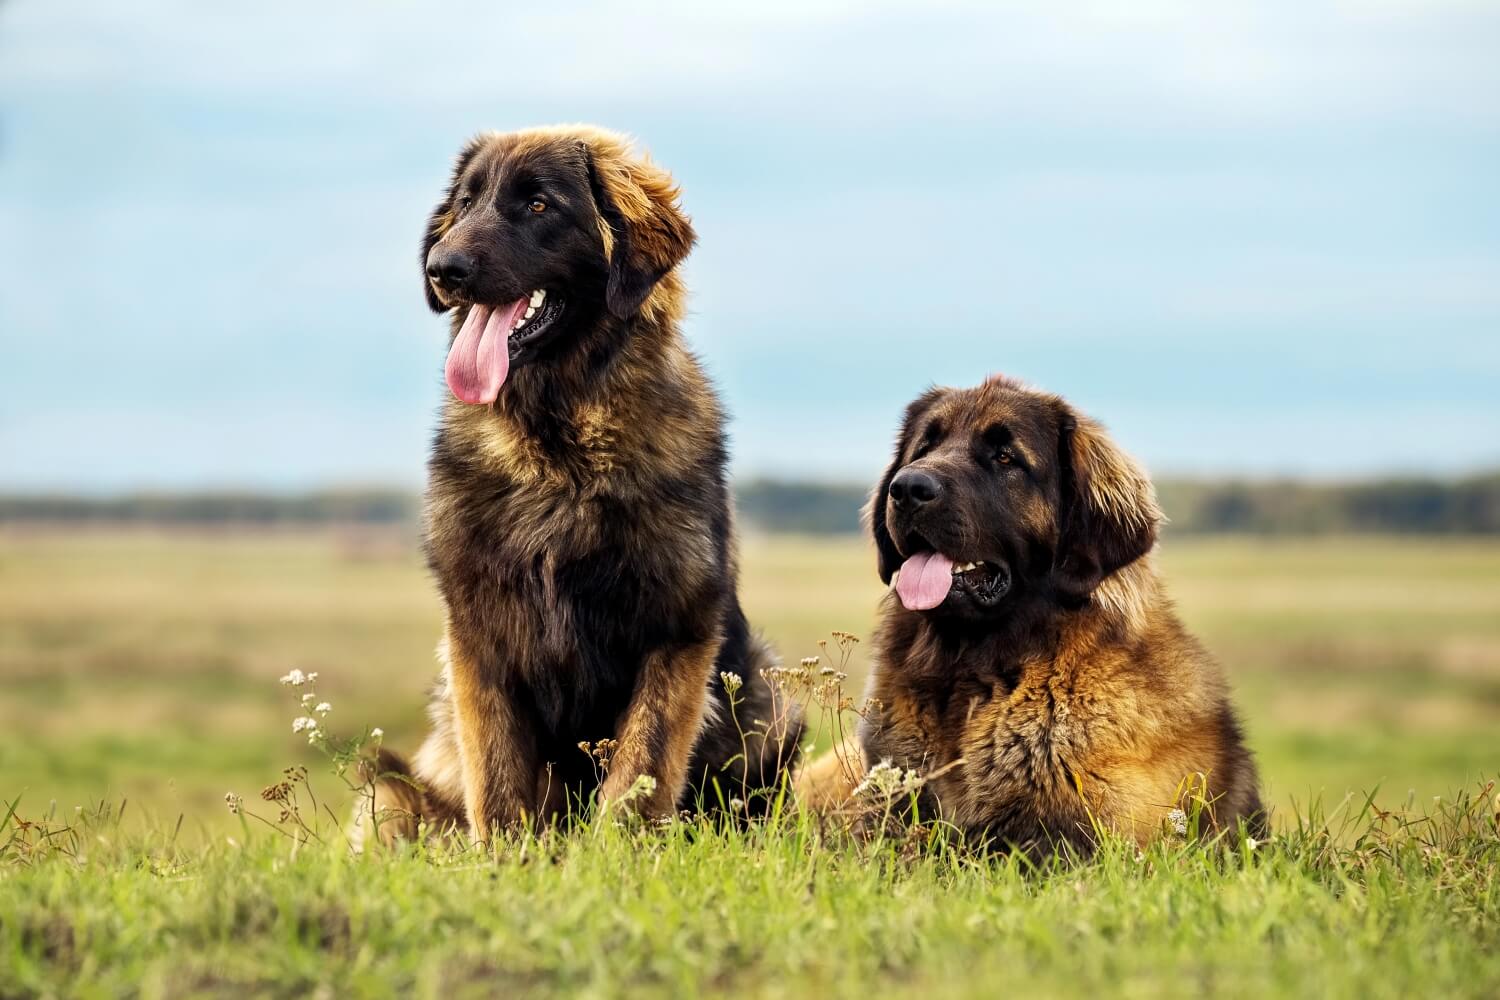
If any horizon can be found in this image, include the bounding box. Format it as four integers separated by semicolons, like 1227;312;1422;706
3;2;1498;491
2;463;1498;502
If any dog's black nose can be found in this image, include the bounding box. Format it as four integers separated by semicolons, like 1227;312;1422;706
426;250;474;291
889;468;941;510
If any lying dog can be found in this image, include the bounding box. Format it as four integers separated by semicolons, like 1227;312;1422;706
367;126;801;843
798;377;1265;851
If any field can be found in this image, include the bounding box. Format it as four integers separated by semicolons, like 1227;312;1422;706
2;530;1498;996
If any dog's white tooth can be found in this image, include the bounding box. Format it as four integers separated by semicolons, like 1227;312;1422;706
524;306;536;319
530;289;545;306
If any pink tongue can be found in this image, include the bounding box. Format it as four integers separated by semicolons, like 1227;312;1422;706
445;300;526;404
895;551;955;611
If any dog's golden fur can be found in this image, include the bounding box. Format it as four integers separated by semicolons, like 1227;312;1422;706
797;377;1264;851
362;127;800;845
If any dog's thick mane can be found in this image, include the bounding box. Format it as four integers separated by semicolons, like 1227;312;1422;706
1090;551;1160;635
441;303;714;490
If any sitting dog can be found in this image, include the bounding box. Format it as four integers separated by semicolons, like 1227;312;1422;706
366;126;801;844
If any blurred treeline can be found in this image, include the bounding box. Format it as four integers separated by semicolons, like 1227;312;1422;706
737;474;1500;535
2;474;1498;535
0;490;415;527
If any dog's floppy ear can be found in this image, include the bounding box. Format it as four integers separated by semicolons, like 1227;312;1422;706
582;136;697;321
866;388;947;584
420;137;484;313
1052;404;1162;603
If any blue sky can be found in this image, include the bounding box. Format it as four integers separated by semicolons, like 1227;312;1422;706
2;1;1497;491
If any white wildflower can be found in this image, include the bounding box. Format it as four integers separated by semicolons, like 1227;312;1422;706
301;693;316;706
720;672;742;697
279;669;307;687
729;797;745;814
292;716;318;734
1245;837;1260;851
314;702;332;715
612;774;658;806
853;760;923;800
370;727;384;740
1167;807;1188;836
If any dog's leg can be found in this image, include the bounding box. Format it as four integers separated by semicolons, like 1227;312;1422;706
600;639;717;816
363;748;426;846
793;739;865;813
447;638;538;841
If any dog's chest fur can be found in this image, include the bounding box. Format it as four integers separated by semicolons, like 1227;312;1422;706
863;606;1198;845
423;380;730;741
868;640;1096;828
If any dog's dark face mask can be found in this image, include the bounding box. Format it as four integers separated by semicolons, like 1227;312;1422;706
420;129;695;405
869;379;1160;623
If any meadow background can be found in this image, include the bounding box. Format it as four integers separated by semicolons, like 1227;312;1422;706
1;521;1496;835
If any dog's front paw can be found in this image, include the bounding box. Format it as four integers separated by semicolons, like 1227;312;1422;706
599;772;673;818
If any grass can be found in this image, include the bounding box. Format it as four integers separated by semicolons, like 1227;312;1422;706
1;529;1498;996
3;784;1497;998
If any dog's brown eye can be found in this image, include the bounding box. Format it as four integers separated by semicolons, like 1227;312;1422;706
996;449;1015;465
457;195;473;212
528;199;547;214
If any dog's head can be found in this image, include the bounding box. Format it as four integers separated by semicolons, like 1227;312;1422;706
421;126;696;404
869;376;1161;620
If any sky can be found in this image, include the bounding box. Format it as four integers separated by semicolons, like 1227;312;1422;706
1;0;1498;491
